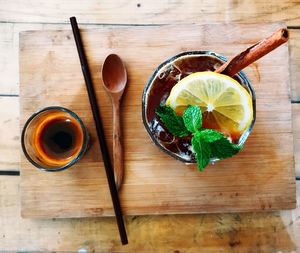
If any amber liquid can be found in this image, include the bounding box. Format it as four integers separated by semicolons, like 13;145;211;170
33;113;83;166
146;55;249;162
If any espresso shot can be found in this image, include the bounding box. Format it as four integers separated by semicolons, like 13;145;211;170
40;118;80;159
21;107;89;171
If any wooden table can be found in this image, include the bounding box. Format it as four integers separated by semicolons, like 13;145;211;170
0;1;299;252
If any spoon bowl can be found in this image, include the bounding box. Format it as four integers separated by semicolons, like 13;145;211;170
102;54;127;94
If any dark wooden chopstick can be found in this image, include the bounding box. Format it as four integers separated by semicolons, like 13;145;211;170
70;16;128;245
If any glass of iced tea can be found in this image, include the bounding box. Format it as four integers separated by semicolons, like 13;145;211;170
21;106;89;171
142;51;256;163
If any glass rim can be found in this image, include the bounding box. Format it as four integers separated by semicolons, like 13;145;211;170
21;106;89;172
141;50;256;164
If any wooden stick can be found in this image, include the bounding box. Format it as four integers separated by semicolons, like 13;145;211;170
70;16;128;245
215;28;289;76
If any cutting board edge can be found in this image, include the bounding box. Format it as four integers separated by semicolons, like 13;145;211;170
20;201;297;219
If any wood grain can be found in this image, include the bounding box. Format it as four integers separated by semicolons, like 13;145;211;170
293;104;300;177
19;23;296;218
3;100;298;175
0;97;19;170
0;0;299;26
0;23;21;95
1;24;300;100
0;23;89;95
289;29;300;101
0;176;299;252
0;23;57;95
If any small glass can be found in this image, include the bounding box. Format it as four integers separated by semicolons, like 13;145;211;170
21;106;89;172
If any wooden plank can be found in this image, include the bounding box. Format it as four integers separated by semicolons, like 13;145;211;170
0;23;93;95
0;23;49;95
1;94;294;177
0;97;19;170
0;23;82;95
0;23;18;95
1;25;300;98
19;23;296;218
289;29;300;101
0;176;299;252
4;98;299;175
0;22;149;95
293;104;300;176
0;0;299;26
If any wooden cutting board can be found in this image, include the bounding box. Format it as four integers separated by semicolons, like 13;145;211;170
19;23;296;218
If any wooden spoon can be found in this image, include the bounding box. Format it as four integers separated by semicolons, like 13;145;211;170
102;54;127;190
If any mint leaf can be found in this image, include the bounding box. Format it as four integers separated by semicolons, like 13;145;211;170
183;105;202;133
199;129;224;143
191;132;211;171
155;105;189;137
210;138;242;159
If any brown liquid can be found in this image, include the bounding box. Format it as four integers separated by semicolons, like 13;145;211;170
146;55;249;162
34;113;84;166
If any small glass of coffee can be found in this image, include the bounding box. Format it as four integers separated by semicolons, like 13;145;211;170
21;106;89;171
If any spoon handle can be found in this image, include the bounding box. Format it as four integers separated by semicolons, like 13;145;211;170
112;101;123;190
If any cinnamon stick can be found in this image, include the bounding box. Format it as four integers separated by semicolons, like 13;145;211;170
215;28;289;77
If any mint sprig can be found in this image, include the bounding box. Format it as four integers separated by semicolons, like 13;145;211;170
155;105;242;171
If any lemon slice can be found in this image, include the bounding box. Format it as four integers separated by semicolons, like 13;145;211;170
166;72;253;141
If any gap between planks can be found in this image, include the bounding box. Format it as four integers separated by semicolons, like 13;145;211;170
0;0;299;25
